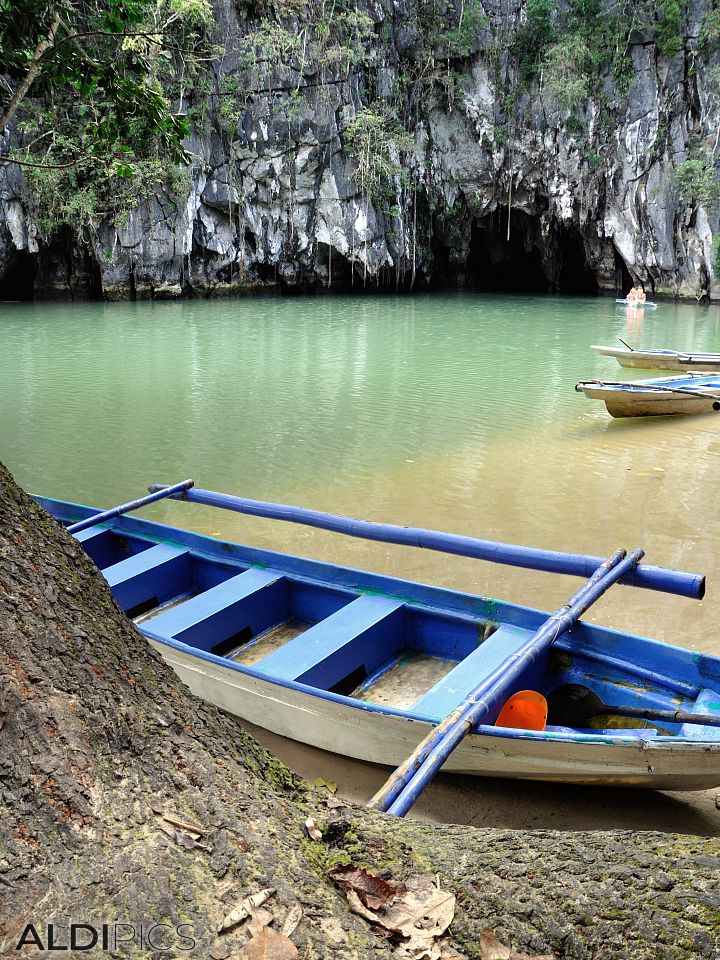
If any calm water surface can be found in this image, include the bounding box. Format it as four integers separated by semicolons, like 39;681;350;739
3;292;720;832
2;293;720;655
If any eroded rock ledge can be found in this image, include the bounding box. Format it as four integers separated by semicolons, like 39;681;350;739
1;0;719;302
0;459;718;959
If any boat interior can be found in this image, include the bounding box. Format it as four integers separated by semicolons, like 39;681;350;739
47;504;720;742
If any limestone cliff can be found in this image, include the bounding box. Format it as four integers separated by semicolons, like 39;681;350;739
1;0;719;301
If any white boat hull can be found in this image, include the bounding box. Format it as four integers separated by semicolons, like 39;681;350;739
591;345;720;373
579;384;720;418
153;640;720;790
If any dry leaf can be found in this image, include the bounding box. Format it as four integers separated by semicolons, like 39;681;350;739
246;908;273;939
218;889;275;933
237;928;298;959
0;710;7;732
305;817;322;841
280;904;303;938
312;777;337;794
479;929;554;960
149;798;165;815
151;809;177;838
327;864;404;910
175;829;199;849
162;812;207;835
330;866;455;960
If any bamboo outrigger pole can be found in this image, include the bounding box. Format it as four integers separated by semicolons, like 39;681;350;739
67;479;195;534
370;548;645;818
147;486;704;599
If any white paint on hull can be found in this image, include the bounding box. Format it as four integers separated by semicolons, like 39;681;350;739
152;640;720;791
591;345;720;373
580;385;720;418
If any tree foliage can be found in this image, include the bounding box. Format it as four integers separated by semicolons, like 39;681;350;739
0;0;212;167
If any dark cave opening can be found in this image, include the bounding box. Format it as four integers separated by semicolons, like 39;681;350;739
556;223;599;295
466;210;598;295
467;211;549;293
0;249;36;301
615;250;634;297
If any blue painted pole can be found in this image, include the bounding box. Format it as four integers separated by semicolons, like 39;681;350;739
147;485;705;600
368;548;628;813
67;480;195;534
383;549;645;818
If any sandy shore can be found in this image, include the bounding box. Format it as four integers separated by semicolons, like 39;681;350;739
243;720;720;836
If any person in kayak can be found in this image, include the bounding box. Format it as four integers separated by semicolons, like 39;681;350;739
626;284;646;303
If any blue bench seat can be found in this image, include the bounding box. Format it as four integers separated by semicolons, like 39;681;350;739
142;567;287;653
253;594;405;690
411;623;536;721
103;544;190;611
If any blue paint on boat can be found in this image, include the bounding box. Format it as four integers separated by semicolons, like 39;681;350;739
34;493;720;772
615;298;658;309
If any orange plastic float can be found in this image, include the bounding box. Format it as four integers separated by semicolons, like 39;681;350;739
494;690;548;731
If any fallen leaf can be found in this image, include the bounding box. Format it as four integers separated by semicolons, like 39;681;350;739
327;864;404;910
479;929;554;960
312;777;337;794
162;812;207;835
329;867;455;959
0;710;7;732
219;889;275;933
280;904;303;938
237;928;298;959
149;797;165;815
246;907;273;938
305;817;322;841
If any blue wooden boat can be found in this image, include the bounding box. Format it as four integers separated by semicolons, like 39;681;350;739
576;374;720;417
37;488;720;791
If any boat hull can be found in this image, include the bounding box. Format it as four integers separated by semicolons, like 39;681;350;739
591;345;720;373
581;387;720;418
153;638;720;789
36;495;720;791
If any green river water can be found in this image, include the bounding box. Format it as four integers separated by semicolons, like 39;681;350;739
2;293;720;653
3;292;720;830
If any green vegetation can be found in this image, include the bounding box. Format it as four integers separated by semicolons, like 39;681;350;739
654;0;684;55
1;0;212;236
698;5;720;53
513;0;557;81
343;105;415;204
674;144;720;204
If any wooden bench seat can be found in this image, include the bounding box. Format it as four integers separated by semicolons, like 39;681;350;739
143;567;287;653
411;623;536;721
253;594;405;690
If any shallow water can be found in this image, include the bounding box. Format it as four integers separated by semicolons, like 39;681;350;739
2;293;719;831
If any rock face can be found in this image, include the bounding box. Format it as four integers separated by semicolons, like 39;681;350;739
1;0;719;301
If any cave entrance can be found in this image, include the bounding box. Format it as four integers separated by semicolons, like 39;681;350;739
467;210;598;295
468;210;549;294
556;223;598;295
0;249;36;301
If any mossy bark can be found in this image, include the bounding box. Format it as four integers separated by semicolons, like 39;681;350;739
0;461;718;959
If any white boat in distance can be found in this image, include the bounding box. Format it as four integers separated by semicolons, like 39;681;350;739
576;373;720;418
591;344;720;372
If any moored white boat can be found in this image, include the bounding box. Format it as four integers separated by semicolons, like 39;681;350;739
36;490;720;791
591;344;720;372
576;373;720;417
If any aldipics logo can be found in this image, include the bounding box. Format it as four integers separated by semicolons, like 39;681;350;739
13;922;196;953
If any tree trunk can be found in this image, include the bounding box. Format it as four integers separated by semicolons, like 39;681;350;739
0;460;718;959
